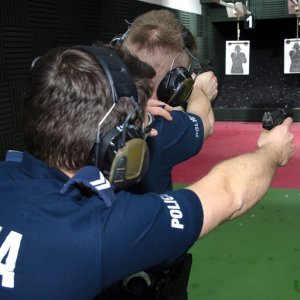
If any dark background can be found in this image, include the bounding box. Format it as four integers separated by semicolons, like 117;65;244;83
213;18;300;109
0;0;299;159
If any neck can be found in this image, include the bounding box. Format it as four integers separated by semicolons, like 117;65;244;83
59;168;75;178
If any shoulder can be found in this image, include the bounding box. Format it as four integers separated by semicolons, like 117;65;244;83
108;188;203;252
113;189;203;232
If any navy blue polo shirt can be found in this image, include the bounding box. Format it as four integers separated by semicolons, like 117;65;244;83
0;151;203;300
129;110;204;194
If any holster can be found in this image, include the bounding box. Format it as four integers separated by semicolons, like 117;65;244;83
98;253;193;300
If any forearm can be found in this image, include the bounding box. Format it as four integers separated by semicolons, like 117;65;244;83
186;89;214;138
205;106;214;137
186;146;279;237
218;146;277;218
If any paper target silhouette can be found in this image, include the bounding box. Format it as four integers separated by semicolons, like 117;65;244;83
225;41;250;75
284;38;300;74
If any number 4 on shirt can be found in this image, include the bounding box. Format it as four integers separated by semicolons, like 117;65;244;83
0;227;23;288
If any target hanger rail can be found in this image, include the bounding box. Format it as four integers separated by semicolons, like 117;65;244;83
211;0;235;9
210;0;251;17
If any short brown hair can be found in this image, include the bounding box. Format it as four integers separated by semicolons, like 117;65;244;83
23;46;153;171
124;9;184;53
123;10;195;94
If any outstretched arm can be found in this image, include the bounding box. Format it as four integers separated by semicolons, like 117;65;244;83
186;118;294;237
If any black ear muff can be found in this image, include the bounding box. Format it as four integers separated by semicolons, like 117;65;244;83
156;67;194;107
74;45;149;190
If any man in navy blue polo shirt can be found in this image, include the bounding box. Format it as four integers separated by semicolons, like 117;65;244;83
0;45;294;300
120;9;218;194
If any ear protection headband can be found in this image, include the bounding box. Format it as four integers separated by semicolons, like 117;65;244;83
74;45;149;190
109;24;194;107
110;24;210;108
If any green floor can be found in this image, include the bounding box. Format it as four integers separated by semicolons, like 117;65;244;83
178;188;300;299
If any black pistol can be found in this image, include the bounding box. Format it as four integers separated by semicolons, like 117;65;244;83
193;61;214;74
262;108;294;130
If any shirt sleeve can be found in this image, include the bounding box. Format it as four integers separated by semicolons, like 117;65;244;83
150;111;204;167
101;188;203;289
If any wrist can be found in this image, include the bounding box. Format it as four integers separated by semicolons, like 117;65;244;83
257;145;280;168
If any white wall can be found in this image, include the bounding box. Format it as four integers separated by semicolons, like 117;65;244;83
137;0;202;15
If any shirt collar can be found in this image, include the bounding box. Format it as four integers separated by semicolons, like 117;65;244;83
6;151;115;207
61;166;115;207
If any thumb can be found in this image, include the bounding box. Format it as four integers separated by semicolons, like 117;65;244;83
282;117;293;127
